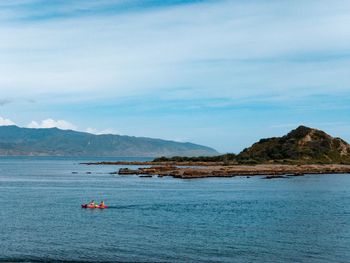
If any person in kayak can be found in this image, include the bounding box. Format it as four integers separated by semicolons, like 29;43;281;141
88;200;95;206
99;201;105;207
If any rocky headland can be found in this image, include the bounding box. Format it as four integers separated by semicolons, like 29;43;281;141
83;126;350;179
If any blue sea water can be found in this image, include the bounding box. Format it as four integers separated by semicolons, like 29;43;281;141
0;157;350;263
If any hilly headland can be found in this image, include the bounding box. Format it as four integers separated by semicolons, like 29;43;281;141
87;126;350;178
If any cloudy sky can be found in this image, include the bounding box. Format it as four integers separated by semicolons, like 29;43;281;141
0;0;350;153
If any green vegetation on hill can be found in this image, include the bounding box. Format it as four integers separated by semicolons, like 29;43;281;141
154;126;350;164
0;126;218;157
237;126;350;164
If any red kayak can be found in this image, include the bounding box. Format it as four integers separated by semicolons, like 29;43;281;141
81;204;108;209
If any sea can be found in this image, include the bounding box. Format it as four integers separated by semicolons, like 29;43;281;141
0;157;349;263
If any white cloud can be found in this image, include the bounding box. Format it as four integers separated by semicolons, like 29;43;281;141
27;118;77;130
86;127;119;135
0;1;349;152
0;116;16;126
170;137;189;143
0;0;349;101
1;116;117;135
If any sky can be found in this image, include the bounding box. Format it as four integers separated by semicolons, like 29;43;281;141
0;0;350;153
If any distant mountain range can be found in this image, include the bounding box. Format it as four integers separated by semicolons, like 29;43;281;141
0;126;218;157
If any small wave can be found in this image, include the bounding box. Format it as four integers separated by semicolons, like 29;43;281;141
106;205;141;209
0;258;130;263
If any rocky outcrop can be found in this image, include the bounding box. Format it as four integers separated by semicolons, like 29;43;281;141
117;164;350;179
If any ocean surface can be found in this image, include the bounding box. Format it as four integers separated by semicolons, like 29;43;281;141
0;157;350;263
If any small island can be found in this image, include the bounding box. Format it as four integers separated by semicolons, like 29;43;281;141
84;126;350;179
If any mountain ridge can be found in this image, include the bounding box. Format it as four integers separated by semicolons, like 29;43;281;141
0;125;218;157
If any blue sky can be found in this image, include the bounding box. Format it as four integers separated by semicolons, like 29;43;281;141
0;0;350;153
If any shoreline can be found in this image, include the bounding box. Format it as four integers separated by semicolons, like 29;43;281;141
82;162;350;179
81;161;222;166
